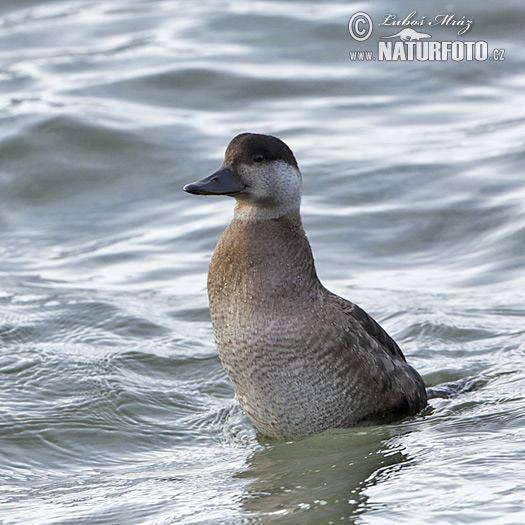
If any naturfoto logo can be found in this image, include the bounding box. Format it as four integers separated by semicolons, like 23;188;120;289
348;11;505;62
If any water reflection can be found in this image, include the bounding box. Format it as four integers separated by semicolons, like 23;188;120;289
236;426;414;522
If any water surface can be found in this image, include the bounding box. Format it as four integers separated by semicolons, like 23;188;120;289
1;1;525;523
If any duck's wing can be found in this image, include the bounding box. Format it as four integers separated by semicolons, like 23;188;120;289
339;299;407;363
318;292;427;424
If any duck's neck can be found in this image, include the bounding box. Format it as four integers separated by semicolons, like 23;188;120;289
233;199;300;222
208;210;321;305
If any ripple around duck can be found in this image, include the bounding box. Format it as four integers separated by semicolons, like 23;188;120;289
0;344;229;476
0;279;230;480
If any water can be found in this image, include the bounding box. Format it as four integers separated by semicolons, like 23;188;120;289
1;0;524;523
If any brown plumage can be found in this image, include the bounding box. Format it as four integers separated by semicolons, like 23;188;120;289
184;133;427;439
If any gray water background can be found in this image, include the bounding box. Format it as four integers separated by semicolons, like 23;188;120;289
1;1;524;523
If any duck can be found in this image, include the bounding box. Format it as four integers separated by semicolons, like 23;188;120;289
184;133;427;439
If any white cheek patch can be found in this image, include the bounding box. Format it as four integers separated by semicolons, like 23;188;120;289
271;161;302;205
234;161;302;220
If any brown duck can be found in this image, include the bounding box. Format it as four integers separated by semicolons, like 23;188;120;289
184;133;427;439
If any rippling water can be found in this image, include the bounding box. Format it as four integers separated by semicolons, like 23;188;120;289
1;1;524;523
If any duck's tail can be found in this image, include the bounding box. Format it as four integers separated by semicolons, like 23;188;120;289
425;376;480;399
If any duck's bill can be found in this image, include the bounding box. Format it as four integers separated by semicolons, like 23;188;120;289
183;167;245;196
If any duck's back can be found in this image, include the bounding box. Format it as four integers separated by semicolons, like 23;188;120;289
207;213;427;439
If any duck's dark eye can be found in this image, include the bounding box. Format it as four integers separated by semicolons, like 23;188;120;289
253;154;265;163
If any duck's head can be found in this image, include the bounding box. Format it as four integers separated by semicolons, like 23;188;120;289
184;133;302;218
